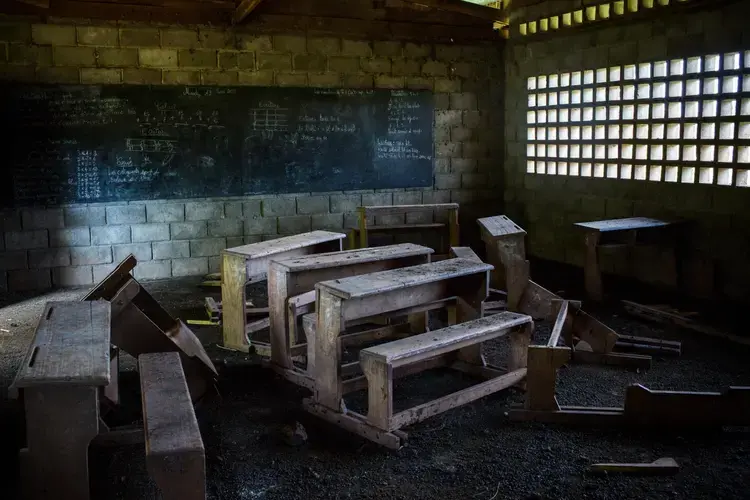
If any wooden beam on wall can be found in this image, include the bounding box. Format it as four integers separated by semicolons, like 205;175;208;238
400;0;503;22
15;0;49;7
233;0;265;24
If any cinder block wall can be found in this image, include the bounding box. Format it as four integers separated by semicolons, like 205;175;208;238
504;1;750;302
0;19;503;292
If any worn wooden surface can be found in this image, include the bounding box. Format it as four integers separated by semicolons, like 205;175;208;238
317;258;492;300
139;352;206;500
574;217;672;233
588;458;679;476
274;243;433;273
361;312;531;366
82;254;137;301
224;231;346;259
449;246;482;262
12;301;111;389
548;300;568;347
525;346;571;412
478;215;527;240
360;203;458;216
353;204;459;252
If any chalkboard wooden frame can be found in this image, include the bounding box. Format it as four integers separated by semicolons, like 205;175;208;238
2;84;434;207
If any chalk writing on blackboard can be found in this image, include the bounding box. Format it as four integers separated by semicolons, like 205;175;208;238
126;138;178;153
250;108;288;131
76;150;102;200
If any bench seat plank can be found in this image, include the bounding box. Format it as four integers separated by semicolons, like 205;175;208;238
12;301;111;388
273;243;433;272
317;258;493;300
350;223;446;232
361;312;531;366
223;230;345;258
361;204;458;216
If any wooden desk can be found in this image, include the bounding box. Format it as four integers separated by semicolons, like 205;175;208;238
11;301;111;500
477;215;529;310
221;231;345;352
267;243;434;387
305;258;492;447
574;217;683;301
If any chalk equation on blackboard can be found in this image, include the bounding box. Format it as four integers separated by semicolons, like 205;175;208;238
375;138;432;161
76;150;102;200
126;138;178;153
250;108;288;132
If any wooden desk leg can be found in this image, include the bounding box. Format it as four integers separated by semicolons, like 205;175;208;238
222;253;249;351
583;232;603;302
314;290;345;410
497;240;529;312
455;272;489;366
268;266;292;369
21;386;100;500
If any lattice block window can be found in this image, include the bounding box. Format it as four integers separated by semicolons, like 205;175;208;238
525;49;750;187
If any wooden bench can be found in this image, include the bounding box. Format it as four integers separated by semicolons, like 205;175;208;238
574;217;686;301
139;352;206;500
303;257;493;448
83;255;218;402
267;243;434;388
221;230;345;353
359;312;534;445
11;301;111;500
349;204;459;256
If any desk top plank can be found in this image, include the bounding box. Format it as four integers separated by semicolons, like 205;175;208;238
12;301;111;388
574;217;672;232
273;243;433;272
223;231;346;258
360;203;458;216
318;258;493;300
478;215;526;238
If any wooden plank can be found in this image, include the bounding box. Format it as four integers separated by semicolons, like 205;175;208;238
389;369;526;430
82;254;137;301
12;301;111;388
233;0;263;23
361;223;446;231
449;246;482;262
360;203;458;216
525;346;570;411
400;0;503;21
223;231;345;259
318;258;493;300
574;217;672;233
572;350;652;369
273;243;432;272
547;300;568;347
221;252;248;351
588;458;679;476
583;231;603;301
477;215;526;239
622;300;750;346
508;407;626;425
303;399;403;450
360;312;531;366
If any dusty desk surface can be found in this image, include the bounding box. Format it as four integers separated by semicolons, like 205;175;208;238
317;258;493;299
574;217;673;233
11;301;111;388
272;243;433;272
223;231;346;258
478;215;527;238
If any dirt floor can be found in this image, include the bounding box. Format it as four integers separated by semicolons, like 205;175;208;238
1;270;750;500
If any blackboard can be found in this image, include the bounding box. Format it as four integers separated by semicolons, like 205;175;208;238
0;84;434;207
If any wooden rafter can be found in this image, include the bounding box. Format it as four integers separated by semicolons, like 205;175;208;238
15;0;49;7
233;0;264;24
401;0;505;22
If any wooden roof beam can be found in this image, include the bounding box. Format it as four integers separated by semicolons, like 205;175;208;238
233;0;264;24
400;0;504;22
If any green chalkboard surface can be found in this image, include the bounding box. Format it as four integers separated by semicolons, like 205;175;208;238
1;84;434;207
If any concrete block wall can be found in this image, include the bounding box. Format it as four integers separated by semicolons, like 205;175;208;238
0;18;504;292
504;1;750;302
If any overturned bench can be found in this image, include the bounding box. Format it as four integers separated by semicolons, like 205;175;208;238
222;231;345;353
358;312;534;447
140;352;205;500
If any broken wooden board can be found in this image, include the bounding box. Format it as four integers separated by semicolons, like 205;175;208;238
588;457;679;476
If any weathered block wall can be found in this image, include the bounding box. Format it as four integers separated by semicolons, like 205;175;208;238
0;19;503;291
504;1;750;302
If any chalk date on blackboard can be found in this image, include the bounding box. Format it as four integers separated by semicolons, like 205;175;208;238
0;84;434;207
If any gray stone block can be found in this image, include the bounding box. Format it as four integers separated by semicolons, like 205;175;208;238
106;205;146;224
133;260;172;280
113;243;152;262
146;203;185;223
64;206;106;227
22;208;64;229
50;228;90;248
152;240;190;260
190;238;226;257
263;197;296;217
52;266;93;287
330;194;361;213
0;211;22;232
170;221;207;240
312;213;344;232
70;246;112;266
297;195;330;215
422;190;452;204
5;230;48;250
172;257;208;277
91;225;131;245
208;219;243;237
0;251;28;271
208;255;221;273
92;263;118;283
185;201;224;221
245;216;278;235
278;216;312;235
224;202;243;219
243;200;262;218
8;269;51;291
132;223;170;242
362;193;393;206
243;235;263;245
394;191;423;205
226;236;244;248
29;248;70;268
